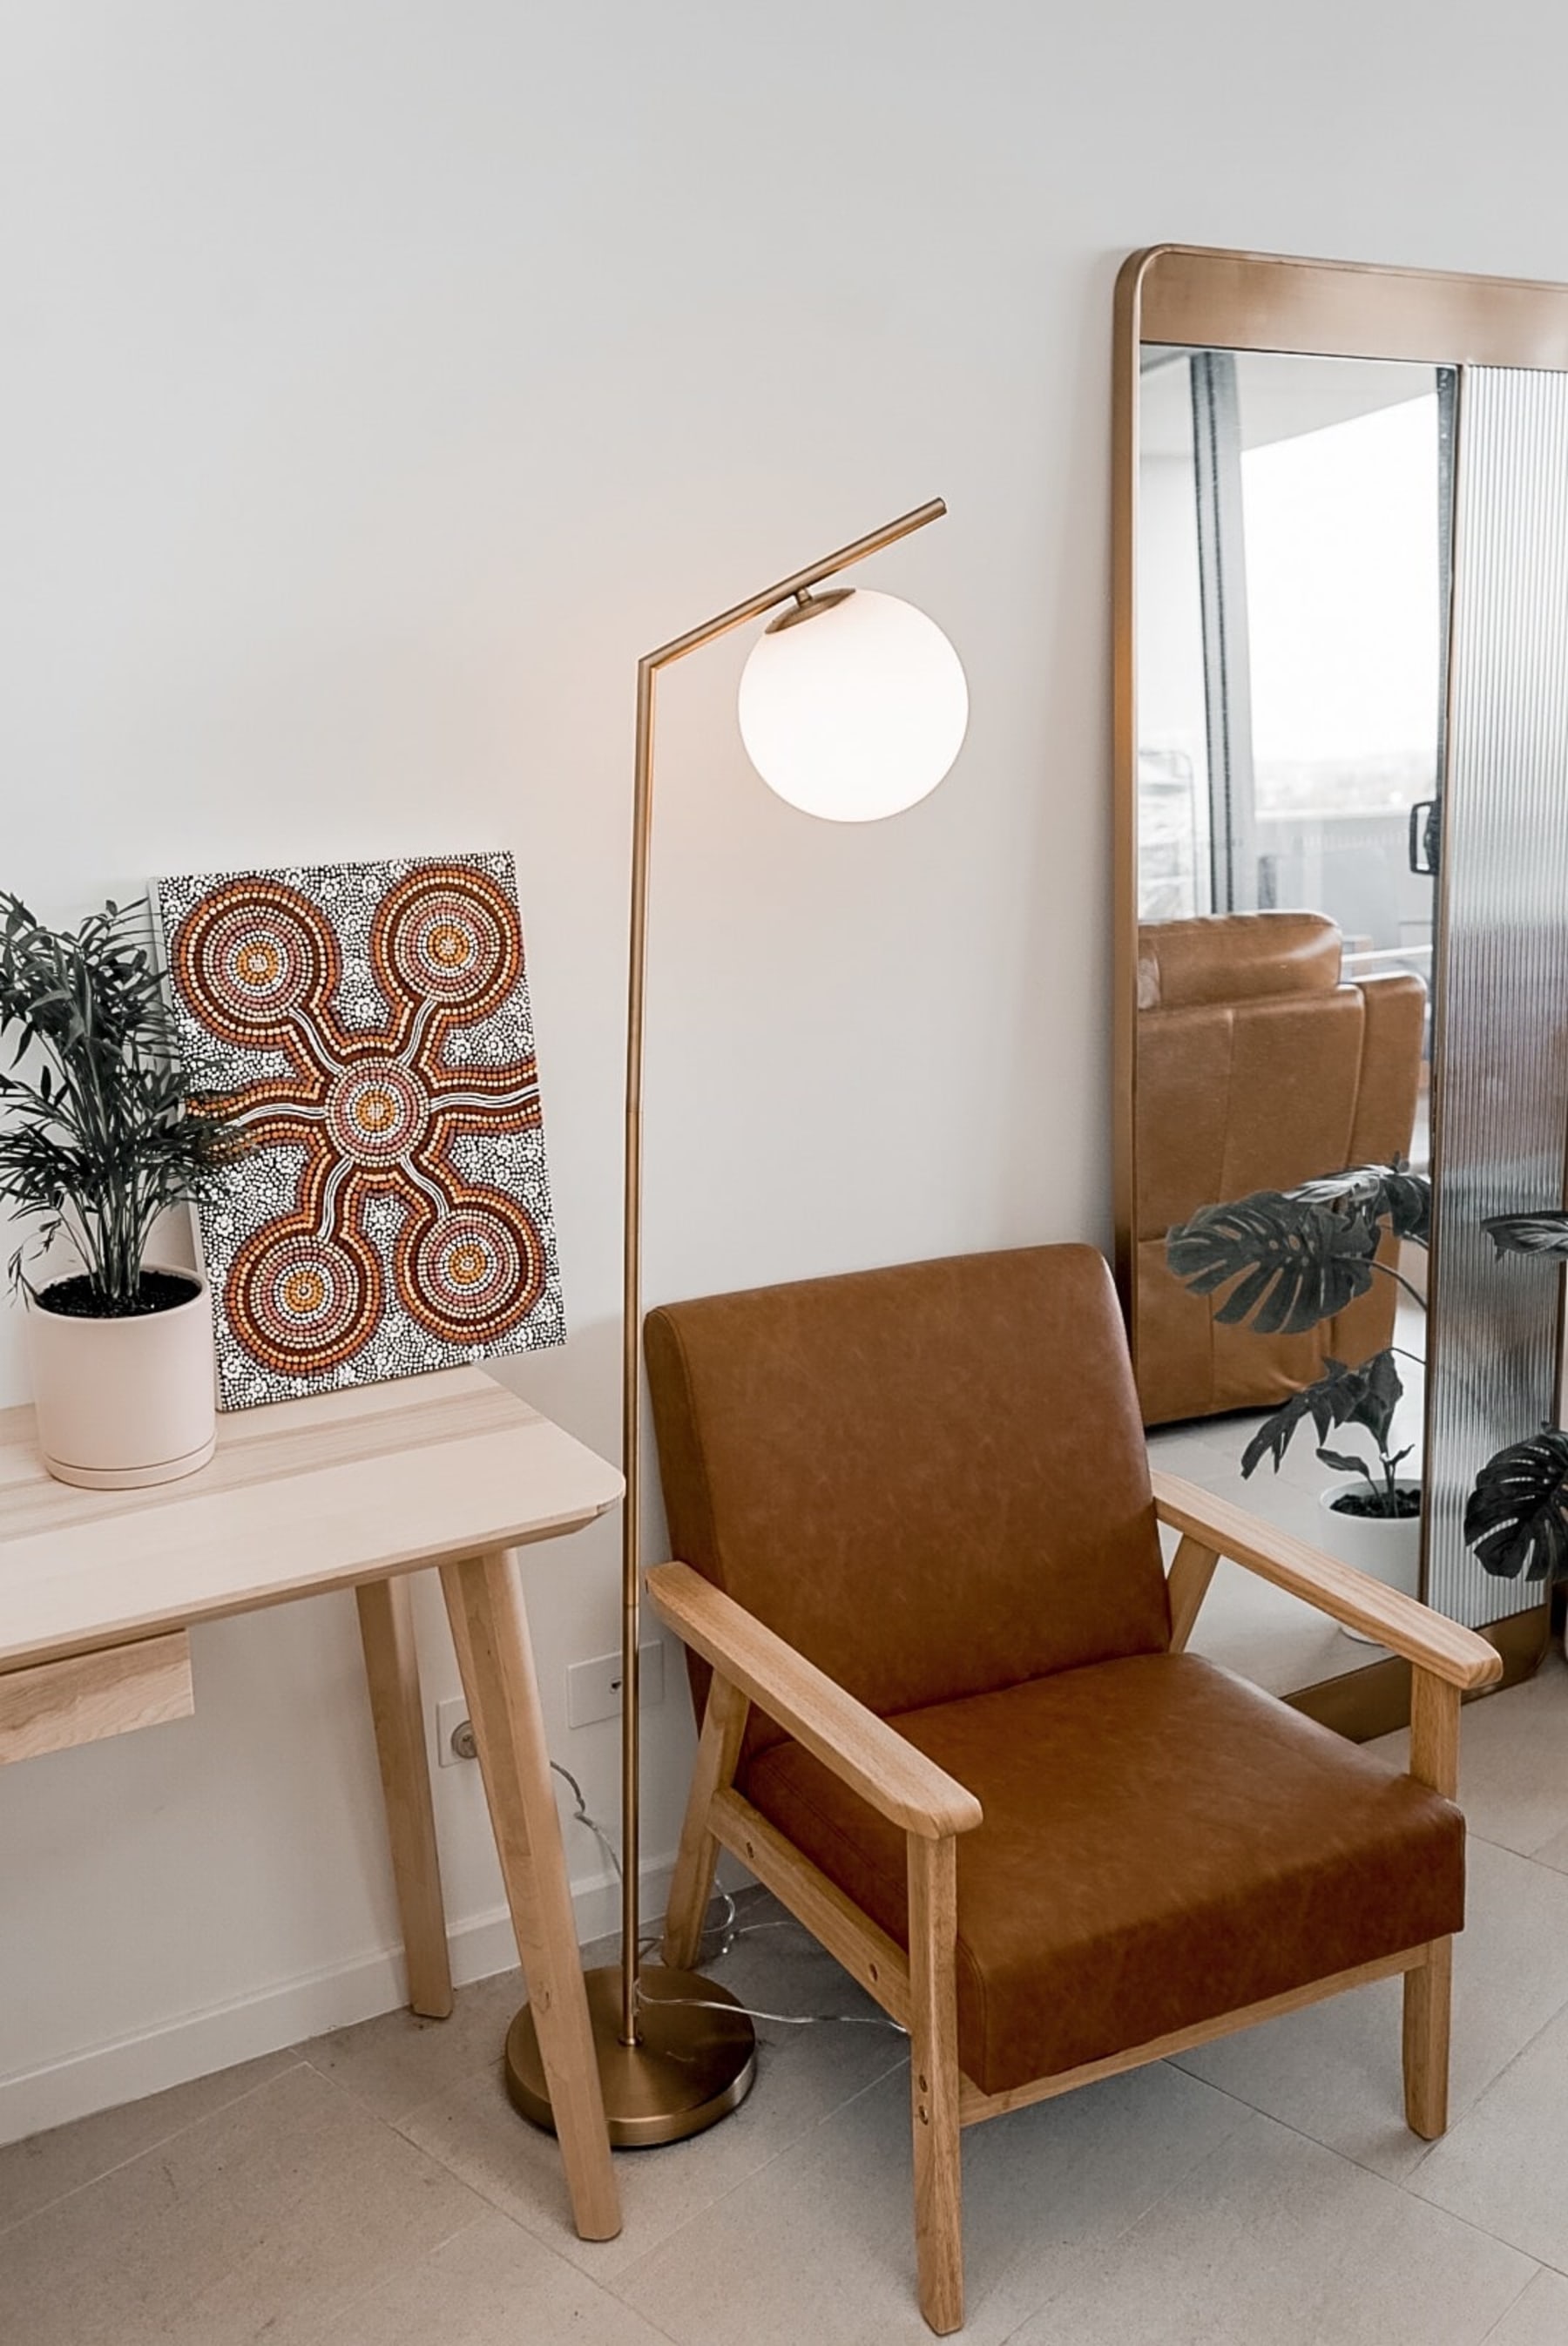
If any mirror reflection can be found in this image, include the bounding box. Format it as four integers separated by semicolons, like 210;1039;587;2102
1134;346;1455;1626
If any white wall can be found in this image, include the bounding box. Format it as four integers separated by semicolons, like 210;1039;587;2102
4;0;1566;2139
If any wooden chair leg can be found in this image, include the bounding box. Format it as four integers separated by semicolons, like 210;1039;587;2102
908;1832;963;2336
1403;1937;1452;2140
1403;1670;1458;2141
663;1673;750;1970
1165;1536;1220;1652
442;1550;620;2243
355;1575;453;2019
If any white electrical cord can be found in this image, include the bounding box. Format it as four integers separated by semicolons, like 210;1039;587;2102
636;1981;906;2033
549;1761;906;2036
551;1761;625;1900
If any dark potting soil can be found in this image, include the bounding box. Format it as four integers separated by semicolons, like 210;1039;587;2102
35;1271;201;1320
1328;1485;1422;1522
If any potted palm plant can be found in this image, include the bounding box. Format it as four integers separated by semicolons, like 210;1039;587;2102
1166;1163;1429;1609
0;892;235;1487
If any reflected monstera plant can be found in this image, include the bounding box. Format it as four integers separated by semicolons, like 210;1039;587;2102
1169;1176;1568;1578
1461;1212;1568;1584
1166;1162;1429;1520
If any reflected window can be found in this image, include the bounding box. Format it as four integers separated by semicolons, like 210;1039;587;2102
1137;348;1451;983
1245;389;1442;961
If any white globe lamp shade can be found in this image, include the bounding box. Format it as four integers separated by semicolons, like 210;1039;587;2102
736;587;968;822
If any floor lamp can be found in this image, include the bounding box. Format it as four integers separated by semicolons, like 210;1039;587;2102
507;497;968;2145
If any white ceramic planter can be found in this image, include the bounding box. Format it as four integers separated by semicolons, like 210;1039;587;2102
26;1268;216;1490
1317;1479;1422;1644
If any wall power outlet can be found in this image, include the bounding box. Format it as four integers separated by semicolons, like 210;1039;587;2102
436;1695;477;1768
566;1641;665;1729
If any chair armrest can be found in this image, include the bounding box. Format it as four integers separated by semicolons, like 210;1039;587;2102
645;1561;983;1841
1152;1472;1503;1692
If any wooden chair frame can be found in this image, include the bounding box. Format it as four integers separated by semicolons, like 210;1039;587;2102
647;1470;1503;2335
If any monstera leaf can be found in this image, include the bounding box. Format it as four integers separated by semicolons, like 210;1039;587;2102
1481;1212;1568;1259
1240;1349;1404;1479
1166;1193;1380;1336
1294;1161;1431;1247
1465;1430;1568;1579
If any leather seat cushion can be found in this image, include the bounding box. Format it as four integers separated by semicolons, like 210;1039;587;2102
741;1651;1465;2097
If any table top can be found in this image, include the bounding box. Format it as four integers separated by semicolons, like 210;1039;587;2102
0;1369;623;1673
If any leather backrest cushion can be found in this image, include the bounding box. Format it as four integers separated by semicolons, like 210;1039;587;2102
645;1244;1170;1728
1347;970;1426;1164
1135;989;1364;1241
1139;911;1341;1010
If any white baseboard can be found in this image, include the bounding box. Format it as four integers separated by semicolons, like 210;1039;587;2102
0;1849;745;2150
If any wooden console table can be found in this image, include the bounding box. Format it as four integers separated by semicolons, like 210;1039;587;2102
0;1367;624;2242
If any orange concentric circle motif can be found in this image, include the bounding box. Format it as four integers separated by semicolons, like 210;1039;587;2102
372;867;520;1020
395;1195;546;1346
230;1227;381;1376
174;881;340;1047
324;1058;430;1166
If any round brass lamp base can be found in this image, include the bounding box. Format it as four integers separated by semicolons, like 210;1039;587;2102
505;1964;757;2148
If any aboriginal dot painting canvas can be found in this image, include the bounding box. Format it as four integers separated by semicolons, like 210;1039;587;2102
153;852;565;1410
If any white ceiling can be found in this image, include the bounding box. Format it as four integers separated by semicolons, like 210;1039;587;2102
1140;346;1438;462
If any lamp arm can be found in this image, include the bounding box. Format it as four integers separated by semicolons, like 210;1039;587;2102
642;497;947;674
616;497;949;2045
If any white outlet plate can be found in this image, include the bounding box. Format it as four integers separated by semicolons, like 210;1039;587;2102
436;1695;475;1768
567;1642;664;1729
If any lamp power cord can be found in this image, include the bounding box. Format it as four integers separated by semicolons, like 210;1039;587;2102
549;1761;906;2038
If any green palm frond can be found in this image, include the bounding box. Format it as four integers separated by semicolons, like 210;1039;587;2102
0;893;239;1308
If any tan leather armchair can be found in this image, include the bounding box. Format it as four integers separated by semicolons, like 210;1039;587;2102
645;1244;1497;2335
1136;910;1425;1425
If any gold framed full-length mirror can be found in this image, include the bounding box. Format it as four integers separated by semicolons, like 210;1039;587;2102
1114;247;1568;1732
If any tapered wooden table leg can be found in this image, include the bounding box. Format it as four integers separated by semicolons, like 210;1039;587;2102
356;1576;453;2020
442;1549;620;2242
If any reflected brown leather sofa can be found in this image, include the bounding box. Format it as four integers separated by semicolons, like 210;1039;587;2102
1136;910;1425;1426
645;1244;1496;2333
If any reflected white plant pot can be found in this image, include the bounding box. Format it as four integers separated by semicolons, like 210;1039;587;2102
1317;1480;1422;1645
26;1268;217;1490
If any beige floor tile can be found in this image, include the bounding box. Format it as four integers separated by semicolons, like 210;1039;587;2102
1006;2108;1532;2346
0;2050;301;2235
1525;1814;1568;1876
0;2059;484;2346
294;1963;529;2124
1149;1377;1432;1683
400;1991;905;2280
329;2207;676;2346
1478;2268;1568;2344
13;1668;1568;2346
1171;1836;1568;2180
1370;1652;1568;1862
1185;1552;1354;1694
699;1890;886;2018
1148;1415;1335;1500
1149;1425;1371;1691
292;1885;776;2133
615;2052;1249;2346
1410;1995;1568;2265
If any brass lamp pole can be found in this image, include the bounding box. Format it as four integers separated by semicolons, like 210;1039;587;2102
506;496;952;2146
